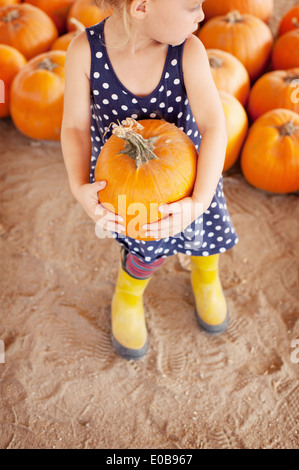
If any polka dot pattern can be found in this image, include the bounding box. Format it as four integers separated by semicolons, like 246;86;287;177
86;19;238;263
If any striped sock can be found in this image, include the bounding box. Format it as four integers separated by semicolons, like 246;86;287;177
124;252;165;279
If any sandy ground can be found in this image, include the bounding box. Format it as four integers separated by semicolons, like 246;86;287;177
0;0;298;450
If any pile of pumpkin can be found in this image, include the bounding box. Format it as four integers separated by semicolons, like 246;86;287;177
0;0;299;194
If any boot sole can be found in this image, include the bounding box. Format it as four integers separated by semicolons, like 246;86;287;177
195;309;229;334
112;334;148;360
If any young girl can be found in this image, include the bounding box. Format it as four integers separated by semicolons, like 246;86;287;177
61;0;238;360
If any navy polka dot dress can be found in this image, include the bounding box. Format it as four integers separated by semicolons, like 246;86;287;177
86;19;238;263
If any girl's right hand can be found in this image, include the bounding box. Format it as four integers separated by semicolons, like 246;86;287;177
73;181;125;234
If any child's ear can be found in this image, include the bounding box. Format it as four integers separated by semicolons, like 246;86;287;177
130;0;148;18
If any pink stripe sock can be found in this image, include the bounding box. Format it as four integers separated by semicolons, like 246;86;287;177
125;252;165;279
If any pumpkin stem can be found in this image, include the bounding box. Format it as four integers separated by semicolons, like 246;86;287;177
277;120;299;136
225;10;243;24
292;17;299;29
37;58;59;71
209;56;224;69
68;17;85;32
3;9;19;22
112;118;158;169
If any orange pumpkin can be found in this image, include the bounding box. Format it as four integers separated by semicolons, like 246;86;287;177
25;0;76;34
10;51;65;141
94;119;198;241
241;109;299;194
0;0;21;5
66;0;112;31
207;49;250;106
0;4;58;60
0;0;20;5
248;69;299;120
202;0;273;23
278;5;299;36
51;17;85;51
272;30;299;70
0;44;27;118
220;91;248;172
197;11;273;81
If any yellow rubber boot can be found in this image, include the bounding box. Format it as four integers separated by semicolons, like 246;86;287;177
111;262;151;359
190;254;229;334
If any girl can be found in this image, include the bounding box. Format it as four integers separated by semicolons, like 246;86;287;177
61;0;238;360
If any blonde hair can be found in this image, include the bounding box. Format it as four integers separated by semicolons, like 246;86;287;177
94;0;133;41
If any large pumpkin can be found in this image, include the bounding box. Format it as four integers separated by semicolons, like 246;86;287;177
197;11;273;81
25;0;76;34
241;109;299;194
94;119;198;241
202;0;273;23
220;91;248;172
10;50;65;141
207;49;250;106
66;0;112;31
272;30;299;70
0;44;27;118
278;5;299;36
248;69;299;120
0;4;58;60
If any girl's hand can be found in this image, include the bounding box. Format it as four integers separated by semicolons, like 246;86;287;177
73;181;125;233
142;196;204;240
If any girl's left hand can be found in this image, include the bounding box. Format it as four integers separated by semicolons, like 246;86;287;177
143;195;204;240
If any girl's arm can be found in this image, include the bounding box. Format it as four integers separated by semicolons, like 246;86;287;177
61;32;93;195
182;34;228;212
61;32;125;232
